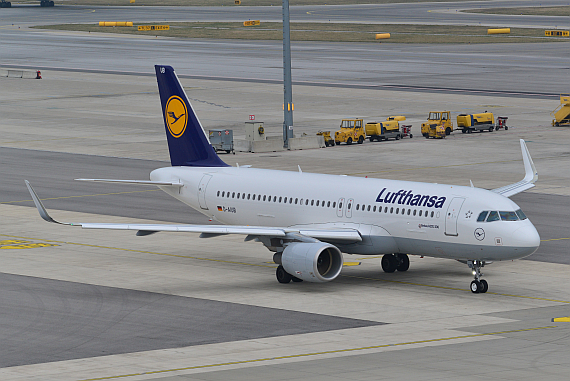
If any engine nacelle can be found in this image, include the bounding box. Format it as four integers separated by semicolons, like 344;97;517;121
282;242;343;282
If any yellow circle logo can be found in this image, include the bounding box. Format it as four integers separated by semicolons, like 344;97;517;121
165;95;187;138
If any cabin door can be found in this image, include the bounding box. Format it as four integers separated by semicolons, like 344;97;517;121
445;197;465;236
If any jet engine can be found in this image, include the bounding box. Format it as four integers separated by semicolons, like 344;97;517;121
281;242;343;282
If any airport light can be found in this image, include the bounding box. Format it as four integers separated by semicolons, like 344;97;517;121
282;0;294;148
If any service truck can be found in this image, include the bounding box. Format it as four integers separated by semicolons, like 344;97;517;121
421;111;452;139
335;119;366;145
457;112;496;133
366;120;402;141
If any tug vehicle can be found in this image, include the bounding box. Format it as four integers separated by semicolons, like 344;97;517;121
421;111;452;139
335;119;366;145
317;131;335;147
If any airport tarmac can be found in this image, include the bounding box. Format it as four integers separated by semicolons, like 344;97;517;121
1;2;570;380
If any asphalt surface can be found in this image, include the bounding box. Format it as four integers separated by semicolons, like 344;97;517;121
1;147;568;264
2;1;570;28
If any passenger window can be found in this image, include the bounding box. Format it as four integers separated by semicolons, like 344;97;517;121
306;199;309;205
486;211;500;222
413;210;416;216
407;209;411;215
401;208;405;215
311;200;314;206
385;207;388;213
217;191;220;197
356;204;359;210
327;201;331;208
237;193;240;199
477;211;488;222
322;201;325;207
390;207;394;214
333;202;336;208
431;211;434;218
373;206;376;212
500;211;519;221
232;192;235;198
258;195;261;201
279;197;282;203
516;209;527;220
396;208;399;214
419;210;422;217
316;200;320;207
263;195;266;201
274;196;277;202
295;198;298;204
248;194;251;200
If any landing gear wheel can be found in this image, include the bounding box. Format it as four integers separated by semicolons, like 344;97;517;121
276;265;292;284
470;280;481;293
381;254;398;273
347;137;352;145
479;279;488;293
396;254;409;272
358;136;364;144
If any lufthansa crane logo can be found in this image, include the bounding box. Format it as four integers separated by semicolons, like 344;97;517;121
165;95;187;138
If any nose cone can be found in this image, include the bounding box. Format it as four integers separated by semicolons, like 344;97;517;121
512;224;540;254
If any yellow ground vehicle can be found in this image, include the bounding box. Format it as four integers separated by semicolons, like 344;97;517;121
335;119;366;145
365;120;401;141
421;111;452;139
551;94;570;126
317;131;335;147
457;112;495;133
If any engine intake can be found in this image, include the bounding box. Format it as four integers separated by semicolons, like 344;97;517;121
282;242;343;282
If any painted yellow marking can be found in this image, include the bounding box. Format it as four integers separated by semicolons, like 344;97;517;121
541;237;570;242
0;189;161;205
78;326;555;381
0;243;58;249
552;317;570;322
343;262;361;266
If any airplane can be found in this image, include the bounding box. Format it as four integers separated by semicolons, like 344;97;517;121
25;65;540;294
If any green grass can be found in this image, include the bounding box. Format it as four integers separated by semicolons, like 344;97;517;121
463;6;570;17
32;22;559;44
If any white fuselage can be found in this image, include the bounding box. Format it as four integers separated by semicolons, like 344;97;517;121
150;166;540;262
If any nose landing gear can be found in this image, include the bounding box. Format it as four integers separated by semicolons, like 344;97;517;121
468;260;488;293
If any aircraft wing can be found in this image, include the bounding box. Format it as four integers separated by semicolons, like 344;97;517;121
75;179;183;187
24;181;362;242
491;139;538;198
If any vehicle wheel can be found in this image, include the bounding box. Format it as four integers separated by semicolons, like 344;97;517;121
461;129;466;134
347;137;352;145
396;254;409;272
555;122;560;127
49;0;54;5
489;126;494;132
335;141;340;146
291;276;303;283
479;279;488;293
369;137;374;142
358;136;364;144
381;254;397;273
330;141;335;146
505;126;508;130
445;127;451;136
470;280;481;293
409;133;413;138
395;134;400;140
226;150;231;154
276;265;292;284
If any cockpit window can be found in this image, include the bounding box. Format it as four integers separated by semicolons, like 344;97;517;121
477;211;488;222
500;211;519;221
515;209;527;220
486;211;500;222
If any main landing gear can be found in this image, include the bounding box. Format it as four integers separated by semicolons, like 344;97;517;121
276;265;303;284
468;260;488;293
381;253;409;273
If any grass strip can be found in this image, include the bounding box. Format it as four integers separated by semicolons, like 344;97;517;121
32;22;560;44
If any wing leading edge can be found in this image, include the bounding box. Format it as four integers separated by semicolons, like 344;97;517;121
491;139;538;198
24;181;362;242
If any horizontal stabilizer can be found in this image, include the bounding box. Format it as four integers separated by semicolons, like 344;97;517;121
492;139;538;198
76;179;183;187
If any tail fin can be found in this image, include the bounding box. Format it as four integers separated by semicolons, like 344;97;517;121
155;65;229;167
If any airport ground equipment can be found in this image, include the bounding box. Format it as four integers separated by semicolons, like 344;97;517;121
0;0;11;7
317;131;335;147
495;116;509;131
457;112;495;133
40;0;54;6
551;94;570;126
365;121;402;141
400;125;413;138
335;119;366;145
245;121;265;141
209;129;234;154
421;111;453;138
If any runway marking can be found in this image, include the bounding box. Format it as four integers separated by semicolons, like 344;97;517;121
0;189;161;205
78;326;556;381
1;233;568;303
552;317;570;322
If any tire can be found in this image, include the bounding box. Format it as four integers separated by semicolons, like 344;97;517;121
470;280;480;293
480;279;488;293
369;137;374;142
347;137;352;145
276;265;292;284
409;134;413;138
395;134;400;140
489;126;494;132
396;254;409;272
555;122;560;127
335;141;340;146
505;126;508;130
381;254;397;273
445;127;451;136
425;135;430;139
358;136;364;144
225;150;231;154
462;129;466;134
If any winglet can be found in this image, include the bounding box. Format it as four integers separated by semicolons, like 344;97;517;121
520;139;538;184
491;139;538;198
25;180;71;225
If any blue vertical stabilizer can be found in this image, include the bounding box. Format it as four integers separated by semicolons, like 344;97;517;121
155;65;229;167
